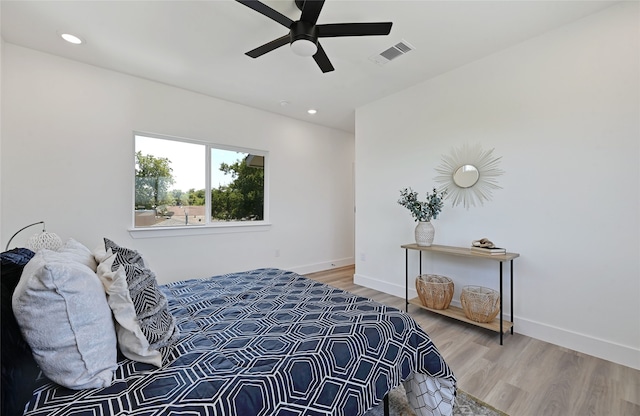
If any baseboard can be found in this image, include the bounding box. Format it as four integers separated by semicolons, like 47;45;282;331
354;273;412;299
354;273;639;371
289;257;354;275
515;317;639;370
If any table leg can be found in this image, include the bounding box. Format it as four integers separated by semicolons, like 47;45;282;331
511;260;514;335
500;261;503;345
405;249;409;312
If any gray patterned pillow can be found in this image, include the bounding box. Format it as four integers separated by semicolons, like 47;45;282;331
104;238;144;268
120;263;178;350
96;239;178;367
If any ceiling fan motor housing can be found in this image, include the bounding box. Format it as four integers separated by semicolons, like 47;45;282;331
290;20;318;45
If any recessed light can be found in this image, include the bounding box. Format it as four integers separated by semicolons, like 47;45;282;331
307;109;317;115
60;33;83;45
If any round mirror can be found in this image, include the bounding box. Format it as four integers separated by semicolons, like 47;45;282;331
453;164;480;188
435;144;503;208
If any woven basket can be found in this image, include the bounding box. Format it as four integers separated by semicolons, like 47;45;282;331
415;274;454;310
460;286;500;323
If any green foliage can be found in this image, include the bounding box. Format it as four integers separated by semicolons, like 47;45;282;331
171;188;205;207
135;151;175;209
211;160;264;221
398;187;446;222
187;188;206;206
170;189;189;207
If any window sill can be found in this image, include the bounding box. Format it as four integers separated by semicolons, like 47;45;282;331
128;222;272;239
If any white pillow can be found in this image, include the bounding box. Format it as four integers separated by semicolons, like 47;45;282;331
12;249;118;389
95;249;163;367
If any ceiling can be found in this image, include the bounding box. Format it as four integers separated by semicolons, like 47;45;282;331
1;0;617;133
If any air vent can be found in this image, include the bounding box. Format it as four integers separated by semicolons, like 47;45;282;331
369;40;415;65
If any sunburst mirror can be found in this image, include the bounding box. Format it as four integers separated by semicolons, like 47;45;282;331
434;143;504;209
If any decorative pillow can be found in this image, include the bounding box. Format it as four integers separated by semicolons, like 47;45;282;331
95;239;178;367
1;248;39;416
58;238;98;271
104;238;145;268
12;249;118;389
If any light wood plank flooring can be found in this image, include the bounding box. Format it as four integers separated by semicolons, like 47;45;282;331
305;266;640;416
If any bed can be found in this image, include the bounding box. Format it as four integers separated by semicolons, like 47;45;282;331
2;240;456;416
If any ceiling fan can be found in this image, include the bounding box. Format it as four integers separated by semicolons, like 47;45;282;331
236;0;393;73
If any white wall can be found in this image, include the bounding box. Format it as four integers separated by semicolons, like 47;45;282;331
1;44;355;283
355;2;639;369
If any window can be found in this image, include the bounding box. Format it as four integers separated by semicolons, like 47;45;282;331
134;133;266;229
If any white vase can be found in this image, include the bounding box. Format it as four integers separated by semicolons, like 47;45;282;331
415;221;435;246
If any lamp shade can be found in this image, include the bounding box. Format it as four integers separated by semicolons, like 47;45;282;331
26;232;63;251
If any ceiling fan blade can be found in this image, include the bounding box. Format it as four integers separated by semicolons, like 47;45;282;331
317;22;393;38
246;34;290;58
236;0;293;28
299;0;325;25
313;43;334;73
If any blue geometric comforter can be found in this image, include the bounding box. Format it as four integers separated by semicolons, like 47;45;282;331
24;268;456;416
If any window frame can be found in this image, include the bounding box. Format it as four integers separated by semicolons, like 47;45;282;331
129;132;270;238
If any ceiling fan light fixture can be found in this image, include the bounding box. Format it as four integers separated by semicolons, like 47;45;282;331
290;39;317;57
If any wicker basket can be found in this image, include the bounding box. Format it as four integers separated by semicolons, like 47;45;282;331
415;274;454;310
460;286;500;323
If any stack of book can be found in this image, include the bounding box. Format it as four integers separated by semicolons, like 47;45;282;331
470;246;506;255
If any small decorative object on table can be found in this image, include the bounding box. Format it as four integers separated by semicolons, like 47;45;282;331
460;285;500;323
416;274;454;310
471;238;506;255
398;187;445;247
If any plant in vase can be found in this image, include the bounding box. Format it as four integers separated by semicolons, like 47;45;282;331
398;187;446;246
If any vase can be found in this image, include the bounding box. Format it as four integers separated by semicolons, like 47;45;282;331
415;221;435;246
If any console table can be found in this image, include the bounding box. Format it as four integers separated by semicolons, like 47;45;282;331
402;243;520;345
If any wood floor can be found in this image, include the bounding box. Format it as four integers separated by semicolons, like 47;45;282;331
305;266;640;416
